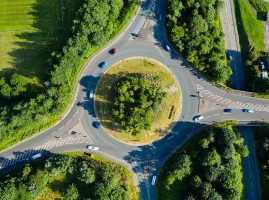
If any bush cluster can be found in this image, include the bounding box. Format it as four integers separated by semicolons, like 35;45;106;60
0;0;139;151
0;154;130;200
244;47;269;92
159;125;249;200
166;0;232;84
249;0;269;14
111;75;167;135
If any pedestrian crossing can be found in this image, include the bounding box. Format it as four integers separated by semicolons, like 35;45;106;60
197;84;269;112
0;136;92;170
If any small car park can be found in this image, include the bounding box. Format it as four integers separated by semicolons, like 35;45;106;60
193;115;204;121
100;61;107;69
227;52;233;60
89;89;94;99
151;175;157;186
242;109;253;113
93;121;100;129
224;109;233;113
112;48;118;55
87;145;99;151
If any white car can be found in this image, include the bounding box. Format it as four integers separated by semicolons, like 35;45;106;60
194;115;204;122
89;89;94;99
87;145;99;151
151;176;156;186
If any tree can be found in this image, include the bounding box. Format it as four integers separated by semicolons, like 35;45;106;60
201;148;221;166
238;145;249;157
200;138;210;149
191;175;202;188
65;184;79;200
190;15;208;35
77;161;96;184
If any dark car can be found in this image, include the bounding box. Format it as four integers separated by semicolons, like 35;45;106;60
112;48;118;55
158;13;162;21
100;62;107;69
166;134;174;140
227;52;233;60
243;109;253;113
224;109;233;113
93;121;100;129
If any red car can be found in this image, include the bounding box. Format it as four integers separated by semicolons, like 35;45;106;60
112;48;118;55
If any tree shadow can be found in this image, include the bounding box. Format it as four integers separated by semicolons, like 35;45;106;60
1;0;82;81
0;149;52;175
123;120;206;199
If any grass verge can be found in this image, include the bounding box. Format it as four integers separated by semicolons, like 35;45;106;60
95;58;181;144
234;0;264;53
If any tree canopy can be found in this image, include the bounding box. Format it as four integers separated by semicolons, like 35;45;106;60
111;75;167;135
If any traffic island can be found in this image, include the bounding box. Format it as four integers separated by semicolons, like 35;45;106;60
94;57;181;144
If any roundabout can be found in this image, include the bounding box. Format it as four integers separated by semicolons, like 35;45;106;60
1;0;269;199
94;57;181;144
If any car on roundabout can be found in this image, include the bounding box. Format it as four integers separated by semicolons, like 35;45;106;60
193;115;204;122
93;121;100;129
87;145;99;151
100;61;107;69
112;48;118;55
242;109;253;113
165;44;171;52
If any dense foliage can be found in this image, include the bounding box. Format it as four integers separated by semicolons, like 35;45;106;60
0;0;138;151
244;47;269;92
166;0;232;84
253;126;269;199
157;124;249;200
0;153;134;200
111;75;167;135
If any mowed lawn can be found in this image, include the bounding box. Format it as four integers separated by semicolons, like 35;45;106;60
236;0;265;53
0;0;62;31
0;0;81;81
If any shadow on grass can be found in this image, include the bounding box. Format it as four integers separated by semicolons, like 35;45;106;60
1;0;82;81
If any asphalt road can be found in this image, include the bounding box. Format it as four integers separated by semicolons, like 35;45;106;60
239;127;261;200
0;0;268;199
221;0;246;90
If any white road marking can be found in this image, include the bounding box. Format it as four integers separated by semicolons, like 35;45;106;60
213;114;220;116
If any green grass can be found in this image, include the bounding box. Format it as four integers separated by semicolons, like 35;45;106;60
0;0;81;81
0;0;62;31
95;58;181;144
234;0;265;54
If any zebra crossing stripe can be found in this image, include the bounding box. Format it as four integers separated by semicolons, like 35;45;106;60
211;95;222;102
197;84;204;90
260;106;269;111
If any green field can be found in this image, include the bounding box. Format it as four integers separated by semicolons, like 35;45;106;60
0;0;62;31
234;0;265;53
0;0;81;81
